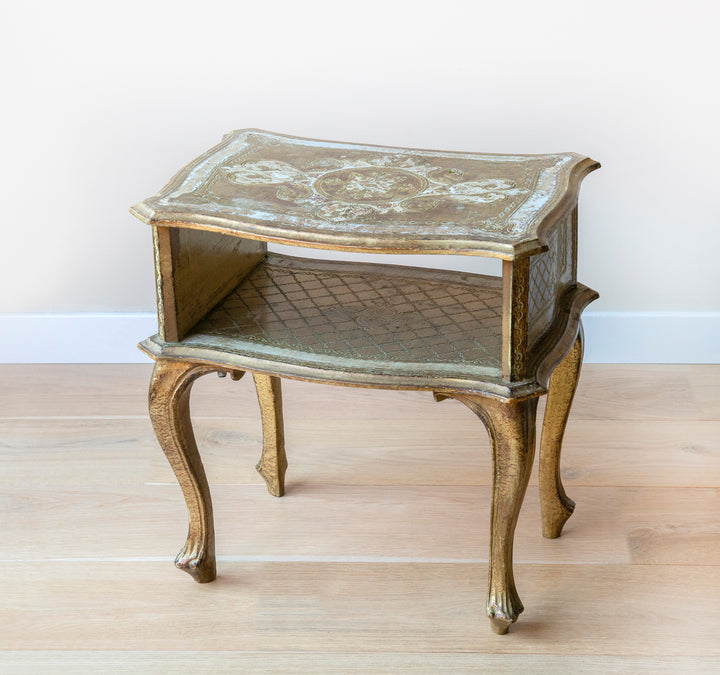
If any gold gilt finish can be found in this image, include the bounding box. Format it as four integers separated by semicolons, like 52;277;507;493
148;358;220;583
133;130;600;634
252;373;287;497
434;392;538;634
540;327;585;539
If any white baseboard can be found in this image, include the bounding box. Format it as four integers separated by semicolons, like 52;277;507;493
582;311;719;363
0;311;718;364
0;313;158;364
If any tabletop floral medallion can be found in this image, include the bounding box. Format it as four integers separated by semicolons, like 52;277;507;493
315;167;427;203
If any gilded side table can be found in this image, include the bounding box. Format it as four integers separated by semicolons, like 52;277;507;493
130;130;599;634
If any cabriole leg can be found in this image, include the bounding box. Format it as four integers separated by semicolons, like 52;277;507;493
149;358;219;582
539;325;584;539
438;392;538;634
252;372;287;497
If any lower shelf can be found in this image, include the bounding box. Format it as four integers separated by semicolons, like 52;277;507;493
141;253;526;393
199;253;502;365
141;251;595;397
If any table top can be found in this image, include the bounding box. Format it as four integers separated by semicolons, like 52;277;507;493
131;130;598;259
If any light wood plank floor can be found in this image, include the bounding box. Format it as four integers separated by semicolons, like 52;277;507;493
1;364;718;673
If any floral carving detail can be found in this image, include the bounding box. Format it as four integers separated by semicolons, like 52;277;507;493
313;203;376;222
450;179;522;203
276;184;313;202
225;160;303;185
427;167;466;184
215;153;528;224
315;168;427;203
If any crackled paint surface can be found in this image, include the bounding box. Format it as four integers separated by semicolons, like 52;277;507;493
134;130;593;251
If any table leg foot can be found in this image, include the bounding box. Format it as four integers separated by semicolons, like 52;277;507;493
149;358;218;583
437;392;537;634
488;591;522;635
488;581;523;634
175;535;217;583
253;373;287;497
539;326;584;539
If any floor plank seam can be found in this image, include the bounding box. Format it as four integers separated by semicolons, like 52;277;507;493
3;557;718;566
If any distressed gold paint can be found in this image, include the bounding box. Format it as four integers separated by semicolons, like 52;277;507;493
539;328;585;539
136;131;600;634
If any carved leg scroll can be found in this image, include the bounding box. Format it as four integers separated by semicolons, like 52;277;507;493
149;358;221;583
252;373;287;497
539;325;584;539
436;392;538;634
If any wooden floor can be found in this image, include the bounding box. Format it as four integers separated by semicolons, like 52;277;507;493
1;364;719;673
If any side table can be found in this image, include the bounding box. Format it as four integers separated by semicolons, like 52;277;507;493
130;130;599;634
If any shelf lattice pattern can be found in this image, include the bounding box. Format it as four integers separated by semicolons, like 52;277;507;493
193;256;503;368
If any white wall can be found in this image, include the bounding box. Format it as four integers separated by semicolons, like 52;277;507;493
2;1;719;360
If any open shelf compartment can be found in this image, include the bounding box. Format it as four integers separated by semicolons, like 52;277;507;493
142;253;507;388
